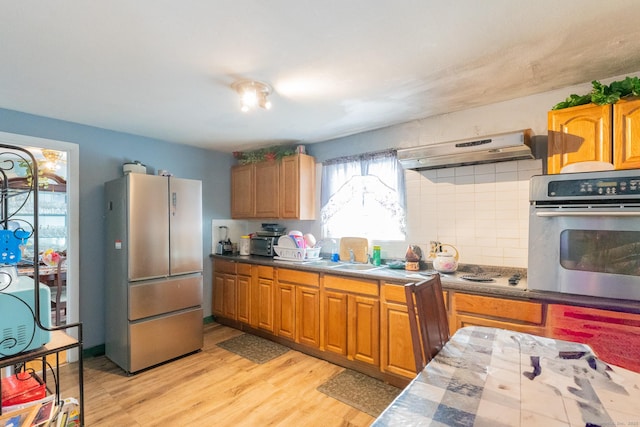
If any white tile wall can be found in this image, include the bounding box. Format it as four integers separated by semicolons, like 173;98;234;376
401;158;542;268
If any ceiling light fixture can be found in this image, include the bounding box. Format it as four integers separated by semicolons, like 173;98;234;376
231;80;273;112
41;149;64;171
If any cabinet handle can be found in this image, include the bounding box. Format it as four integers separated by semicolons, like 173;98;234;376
535;211;640;217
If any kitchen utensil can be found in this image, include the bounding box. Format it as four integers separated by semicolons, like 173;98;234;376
461;274;495;282
239;236;250;255
432;244;459;273
288;230;303;237
262;223;286;233
303;233;316;248
218;226;232;254
405;245;422;262
122;160;146;175
277;235;297;248
339;237;368;263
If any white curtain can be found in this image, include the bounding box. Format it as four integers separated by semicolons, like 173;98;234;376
320;150;406;240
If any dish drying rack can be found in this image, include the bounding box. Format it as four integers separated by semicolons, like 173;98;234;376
273;246;321;261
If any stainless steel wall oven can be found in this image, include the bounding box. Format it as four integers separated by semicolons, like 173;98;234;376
528;169;640;301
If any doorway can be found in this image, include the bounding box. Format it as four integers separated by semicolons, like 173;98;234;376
0;131;79;352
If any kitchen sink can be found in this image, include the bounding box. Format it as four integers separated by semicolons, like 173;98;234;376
301;260;335;266
330;263;384;271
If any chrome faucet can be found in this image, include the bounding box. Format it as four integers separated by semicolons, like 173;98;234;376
349;248;355;263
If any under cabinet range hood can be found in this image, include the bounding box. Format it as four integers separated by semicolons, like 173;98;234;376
398;129;533;170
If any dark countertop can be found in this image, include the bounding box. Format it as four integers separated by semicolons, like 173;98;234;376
211;254;640;314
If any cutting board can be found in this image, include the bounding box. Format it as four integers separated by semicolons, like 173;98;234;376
339;237;369;263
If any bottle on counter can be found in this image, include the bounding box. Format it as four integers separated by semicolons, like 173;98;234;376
239;235;250;255
372;245;381;266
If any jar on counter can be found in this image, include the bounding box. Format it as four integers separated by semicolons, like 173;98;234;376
372;245;381;266
239;235;250;256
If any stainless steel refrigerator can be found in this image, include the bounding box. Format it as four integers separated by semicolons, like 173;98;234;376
104;173;203;373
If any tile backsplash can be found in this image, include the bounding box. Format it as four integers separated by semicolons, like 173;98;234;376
400;158;543;268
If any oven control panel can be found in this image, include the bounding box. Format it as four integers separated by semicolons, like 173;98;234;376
548;176;640;197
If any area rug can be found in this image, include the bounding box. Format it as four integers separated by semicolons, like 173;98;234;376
317;369;402;417
216;333;289;364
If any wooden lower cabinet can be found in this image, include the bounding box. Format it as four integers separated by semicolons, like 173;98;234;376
213;259;238;320
548;304;640;372
349;294;379;365
275;282;296;340
296;285;320;347
213;260;640;384
276;268;320;347
452;293;545;335
323;290;348;355
252;265;275;333
236;264;251;324
322;275;380;367
380;283;421;378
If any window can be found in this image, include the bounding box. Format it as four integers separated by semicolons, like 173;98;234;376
320;150;406;240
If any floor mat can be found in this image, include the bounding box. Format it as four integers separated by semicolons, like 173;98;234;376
317;369;402;417
216;333;289;364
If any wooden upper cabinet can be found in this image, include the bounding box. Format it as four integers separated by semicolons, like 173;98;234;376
280;154;316;220
547;98;640;174
231;154;315;219
254;160;280;218
613;97;640;170
231;163;255;218
547;103;612;174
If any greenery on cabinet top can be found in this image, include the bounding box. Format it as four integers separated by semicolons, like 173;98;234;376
552;76;640;110
232;145;298;164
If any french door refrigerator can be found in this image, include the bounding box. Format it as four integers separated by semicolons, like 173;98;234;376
105;173;203;373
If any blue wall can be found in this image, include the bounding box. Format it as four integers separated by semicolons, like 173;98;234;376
0;108;234;348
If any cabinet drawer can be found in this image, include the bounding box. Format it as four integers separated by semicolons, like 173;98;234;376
277;268;319;287
129;274;203;320
324;275;378;296
381;283;407;303
236;262;252;276
214;259;236;274
455;293;543;325
257;265;273;279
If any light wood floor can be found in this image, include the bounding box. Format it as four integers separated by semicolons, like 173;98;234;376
60;322;375;426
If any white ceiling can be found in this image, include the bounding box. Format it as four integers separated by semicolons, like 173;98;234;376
2;0;640;153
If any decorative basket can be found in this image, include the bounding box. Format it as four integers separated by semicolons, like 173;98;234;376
274;246;321;261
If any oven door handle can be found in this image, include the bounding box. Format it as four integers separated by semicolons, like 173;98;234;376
535;210;640;217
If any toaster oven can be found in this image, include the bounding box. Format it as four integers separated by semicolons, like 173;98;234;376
250;236;278;257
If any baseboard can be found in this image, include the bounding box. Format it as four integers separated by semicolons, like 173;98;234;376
83;344;105;358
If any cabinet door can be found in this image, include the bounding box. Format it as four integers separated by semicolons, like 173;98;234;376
275;282;296;340
212;274;224;316
296;285;320;348
236;274;251;324
349;295;379;365
323;290;348;355
613;97;640;170
548;304;640;373
222;274;237;320
280;154;316;220
547;103;612;174
231;164;254;218
452;293;545;335
256;277;275;333
380;300;415;378
255;161;280;218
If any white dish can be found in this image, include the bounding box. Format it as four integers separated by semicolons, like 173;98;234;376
560;161;614;173
277;235;297;248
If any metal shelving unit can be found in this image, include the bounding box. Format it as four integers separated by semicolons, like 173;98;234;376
0;144;84;425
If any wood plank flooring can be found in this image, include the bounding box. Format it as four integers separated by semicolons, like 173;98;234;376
60;322;376;426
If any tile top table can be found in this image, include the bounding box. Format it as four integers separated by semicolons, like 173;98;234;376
373;326;640;426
